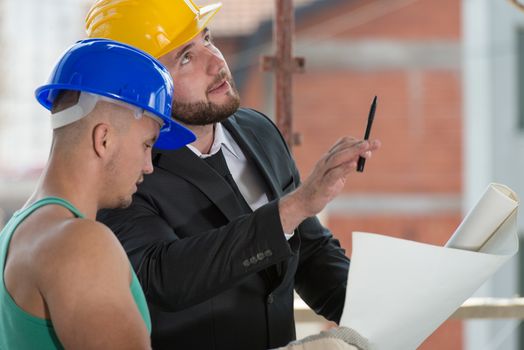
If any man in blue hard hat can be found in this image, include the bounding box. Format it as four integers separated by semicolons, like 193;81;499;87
0;38;194;349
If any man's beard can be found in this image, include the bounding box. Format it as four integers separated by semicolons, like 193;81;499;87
171;75;241;126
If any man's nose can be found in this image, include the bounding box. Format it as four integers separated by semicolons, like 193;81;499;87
205;49;226;76
144;153;154;175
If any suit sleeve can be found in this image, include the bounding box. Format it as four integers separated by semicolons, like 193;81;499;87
258;112;349;323
98;198;293;312
289;165;350;323
294;214;350;324
245;108;350;323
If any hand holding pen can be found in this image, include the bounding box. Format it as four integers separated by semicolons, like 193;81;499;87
280;129;381;230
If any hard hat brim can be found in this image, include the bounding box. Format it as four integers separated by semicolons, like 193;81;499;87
154;120;196;150
36;84;195;151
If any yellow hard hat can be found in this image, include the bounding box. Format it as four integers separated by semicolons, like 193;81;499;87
86;0;222;58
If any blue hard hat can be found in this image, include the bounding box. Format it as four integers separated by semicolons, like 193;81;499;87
35;38;195;150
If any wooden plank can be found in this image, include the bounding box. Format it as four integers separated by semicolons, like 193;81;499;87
294;297;524;323
452;297;524;319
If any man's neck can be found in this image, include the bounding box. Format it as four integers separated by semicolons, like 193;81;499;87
184;123;216;154
26;157;100;220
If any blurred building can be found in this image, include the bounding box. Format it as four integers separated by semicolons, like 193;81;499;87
462;1;524;349
0;0;91;216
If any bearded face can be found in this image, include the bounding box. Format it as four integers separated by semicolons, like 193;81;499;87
171;69;240;126
157;28;242;127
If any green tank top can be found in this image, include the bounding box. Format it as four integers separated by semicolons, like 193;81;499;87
0;197;151;349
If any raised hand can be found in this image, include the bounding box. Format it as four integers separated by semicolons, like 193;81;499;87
279;137;381;233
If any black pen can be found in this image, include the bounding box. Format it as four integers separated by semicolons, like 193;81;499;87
357;96;377;172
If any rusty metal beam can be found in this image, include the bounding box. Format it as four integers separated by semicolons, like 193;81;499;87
261;0;305;151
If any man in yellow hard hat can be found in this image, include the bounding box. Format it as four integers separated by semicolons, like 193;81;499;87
87;1;380;349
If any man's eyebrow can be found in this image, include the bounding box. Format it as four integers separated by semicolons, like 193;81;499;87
174;42;195;62
173;29;210;62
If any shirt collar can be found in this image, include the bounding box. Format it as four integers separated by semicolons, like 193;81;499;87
186;123;241;159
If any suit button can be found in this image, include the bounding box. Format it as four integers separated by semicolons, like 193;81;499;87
242;259;250;267
250;257;257;264
267;294;274;304
257;253;265;261
264;249;272;257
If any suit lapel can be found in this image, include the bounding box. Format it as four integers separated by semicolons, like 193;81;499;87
154;147;246;221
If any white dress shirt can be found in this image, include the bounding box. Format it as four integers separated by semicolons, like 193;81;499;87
187;123;293;240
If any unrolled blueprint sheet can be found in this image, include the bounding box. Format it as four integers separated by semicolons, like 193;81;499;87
339;183;519;350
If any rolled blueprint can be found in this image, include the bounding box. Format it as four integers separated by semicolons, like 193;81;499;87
446;183;518;252
340;183;519;350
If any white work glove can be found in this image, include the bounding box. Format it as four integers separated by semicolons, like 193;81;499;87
275;327;369;350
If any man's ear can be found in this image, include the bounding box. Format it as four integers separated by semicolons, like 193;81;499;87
92;122;111;158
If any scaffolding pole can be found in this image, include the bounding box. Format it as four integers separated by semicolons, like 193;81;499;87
262;0;305;151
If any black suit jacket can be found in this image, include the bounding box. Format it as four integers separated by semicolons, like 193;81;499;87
98;108;350;350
